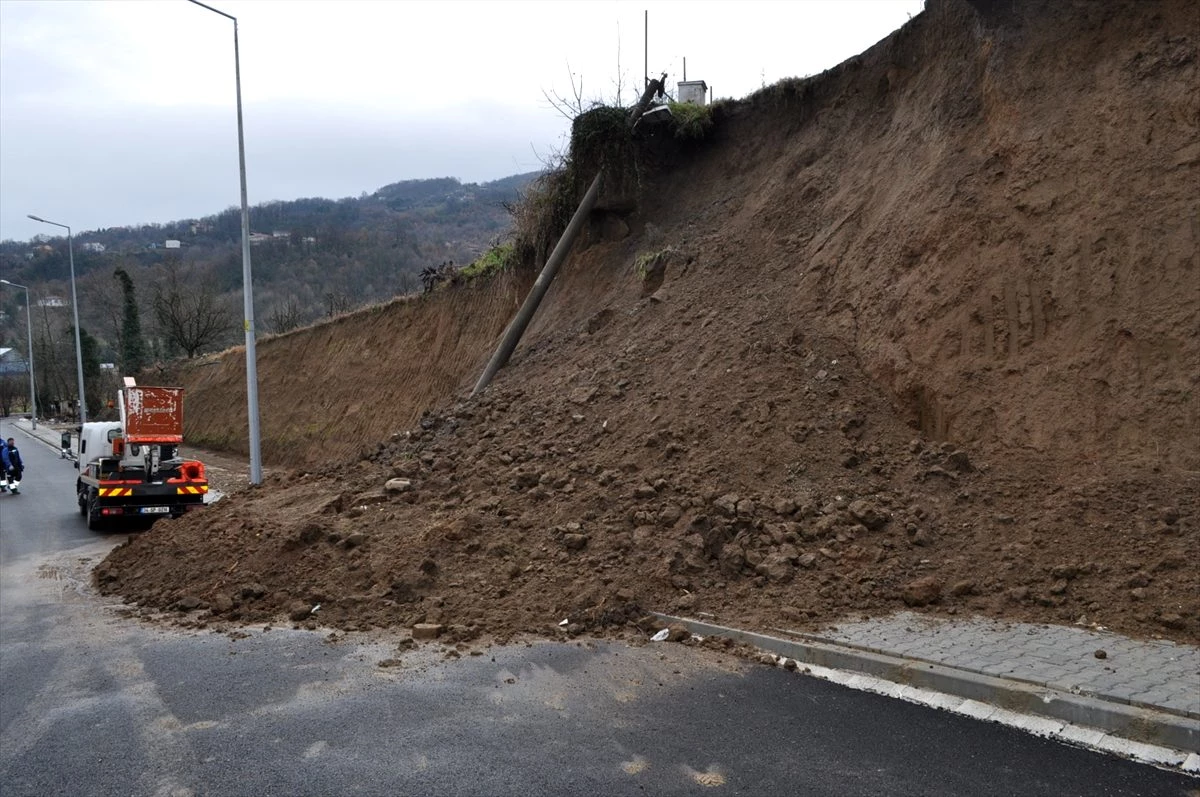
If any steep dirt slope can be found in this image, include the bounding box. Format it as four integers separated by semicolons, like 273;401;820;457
178;271;533;465
100;0;1198;646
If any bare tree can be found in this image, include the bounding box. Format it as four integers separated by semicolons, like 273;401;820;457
0;374;21;417
324;292;353;318
543;62;590;121
90;270;127;356
151;262;236;358
34;301;74;415
265;295;304;334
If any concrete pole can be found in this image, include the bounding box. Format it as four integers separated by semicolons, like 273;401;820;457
67;229;86;425
187;0;262;484
233;18;263;486
27;215;85;424
472;171;603;397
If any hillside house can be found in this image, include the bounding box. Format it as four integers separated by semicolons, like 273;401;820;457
0;347;28;375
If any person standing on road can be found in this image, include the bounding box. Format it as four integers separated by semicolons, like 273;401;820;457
0;437;10;493
5;438;23;495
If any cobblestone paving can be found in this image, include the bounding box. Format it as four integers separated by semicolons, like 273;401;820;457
794;612;1200;718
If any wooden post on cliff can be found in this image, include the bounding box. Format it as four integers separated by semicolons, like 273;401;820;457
471;171;604;397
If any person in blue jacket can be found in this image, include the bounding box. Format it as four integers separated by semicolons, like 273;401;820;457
0;438;10;493
5;438;23;494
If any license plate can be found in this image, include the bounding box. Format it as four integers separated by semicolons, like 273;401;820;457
139;506;171;514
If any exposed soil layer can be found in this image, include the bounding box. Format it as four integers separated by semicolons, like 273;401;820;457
99;0;1199;647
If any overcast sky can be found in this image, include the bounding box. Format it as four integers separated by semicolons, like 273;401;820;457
0;0;923;243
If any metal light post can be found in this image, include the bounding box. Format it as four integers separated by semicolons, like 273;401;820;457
0;279;37;429
187;0;262;484
26;215;86;425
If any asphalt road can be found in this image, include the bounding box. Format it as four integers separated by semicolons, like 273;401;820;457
0;418;1194;797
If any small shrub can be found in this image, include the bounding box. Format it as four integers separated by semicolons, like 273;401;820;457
459;244;516;281
667;101;714;140
634;247;674;282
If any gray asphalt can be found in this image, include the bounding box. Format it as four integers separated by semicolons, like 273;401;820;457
0;418;1195;796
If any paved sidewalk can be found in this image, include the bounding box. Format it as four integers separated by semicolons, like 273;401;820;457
795;612;1199;720
9;417;75;455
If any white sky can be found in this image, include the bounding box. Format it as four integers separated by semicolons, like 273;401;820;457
0;0;923;242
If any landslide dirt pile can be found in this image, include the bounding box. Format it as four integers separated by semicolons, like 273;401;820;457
98;0;1199;646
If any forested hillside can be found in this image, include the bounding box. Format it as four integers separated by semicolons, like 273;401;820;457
0;172;538;417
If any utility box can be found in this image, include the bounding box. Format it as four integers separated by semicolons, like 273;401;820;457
677;79;708;105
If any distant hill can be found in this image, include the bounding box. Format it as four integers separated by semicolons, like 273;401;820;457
0;171;541;368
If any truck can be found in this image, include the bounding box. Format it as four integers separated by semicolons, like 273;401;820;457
76;378;209;530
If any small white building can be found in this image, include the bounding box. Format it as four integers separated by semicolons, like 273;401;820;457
677;79;709;105
81;242;107;253
165;240;181;249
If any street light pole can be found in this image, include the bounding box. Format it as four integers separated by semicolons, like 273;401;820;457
26;215;86;426
0;279;37;429
187;0;262;484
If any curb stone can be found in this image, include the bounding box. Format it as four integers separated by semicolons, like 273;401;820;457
653;612;1199;763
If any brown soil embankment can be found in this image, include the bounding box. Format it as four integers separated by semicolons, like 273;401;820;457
102;0;1198;646
178;270;533;466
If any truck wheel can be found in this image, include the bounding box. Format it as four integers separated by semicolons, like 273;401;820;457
86;494;104;532
79;493;88;517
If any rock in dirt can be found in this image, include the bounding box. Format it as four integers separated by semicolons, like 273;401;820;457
848;499;889;530
1158;613;1187;630
948;580;975;597
666;624;690;642
385;478;413;493
941;451;972;473
239;583;268;600
901;577;942;607
412;623;444;640
562;533;589;550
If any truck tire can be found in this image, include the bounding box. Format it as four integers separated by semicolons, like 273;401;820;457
79;492;88;517
86;492;105;532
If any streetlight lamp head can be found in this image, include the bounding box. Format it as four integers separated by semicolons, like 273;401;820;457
27;214;46;223
0;279;11;286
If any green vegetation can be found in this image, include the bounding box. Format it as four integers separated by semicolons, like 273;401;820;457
459;244;516;281
668;101;714;140
634;247;676;285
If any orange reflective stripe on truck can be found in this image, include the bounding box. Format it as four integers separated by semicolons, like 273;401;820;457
98;487;134;497
176;485;209;495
